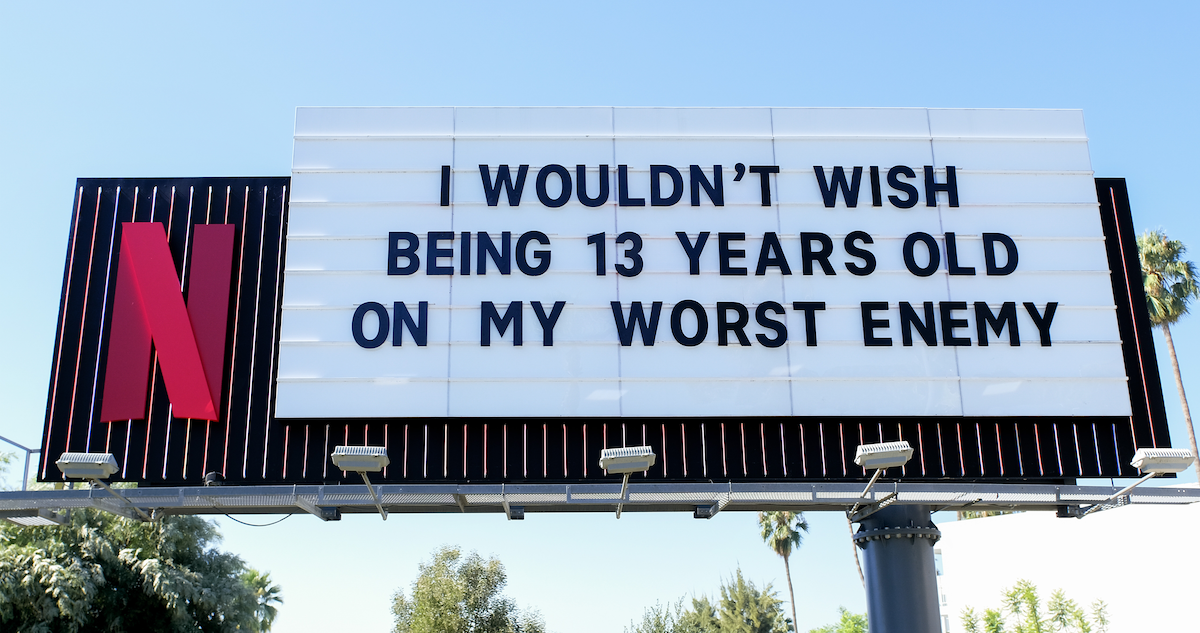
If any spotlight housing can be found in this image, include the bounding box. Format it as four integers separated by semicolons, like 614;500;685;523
1130;448;1195;474
331;445;389;473
330;446;390;520
56;452;119;479
600;446;656;474
853;441;914;470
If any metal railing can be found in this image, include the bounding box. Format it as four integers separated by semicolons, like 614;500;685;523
0;435;40;492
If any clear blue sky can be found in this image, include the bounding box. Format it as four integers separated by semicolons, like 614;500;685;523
2;2;1198;631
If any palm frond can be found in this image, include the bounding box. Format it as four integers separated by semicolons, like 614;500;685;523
1138;230;1200;326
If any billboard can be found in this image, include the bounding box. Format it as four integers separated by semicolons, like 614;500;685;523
40;179;289;482
39;108;1169;485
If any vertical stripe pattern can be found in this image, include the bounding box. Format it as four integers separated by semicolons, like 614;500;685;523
38;176;1163;484
40;178;289;484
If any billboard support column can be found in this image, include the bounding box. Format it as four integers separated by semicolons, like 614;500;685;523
854;505;942;633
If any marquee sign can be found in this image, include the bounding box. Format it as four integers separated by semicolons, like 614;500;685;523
39;108;1170;485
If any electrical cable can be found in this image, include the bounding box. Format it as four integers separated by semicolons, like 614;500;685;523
222;514;291;527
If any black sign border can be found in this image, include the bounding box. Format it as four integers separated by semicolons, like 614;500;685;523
40;177;1168;485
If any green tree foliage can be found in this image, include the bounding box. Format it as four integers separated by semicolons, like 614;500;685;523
624;569;790;633
717;569;790;633
625;597;724;633
1138;229;1200;481
983;609;1005;633
1003;579;1045;632
1046;589;1089;633
1139;230;1200;326
1088;601;1108;633
242;568;284;633
391;545;544;633
961;607;979;633
627;599;687;633
959;580;1108;633
678;596;720;633
806;607;867;633
0;451;16;491
757;511;807;629
0;509;275;632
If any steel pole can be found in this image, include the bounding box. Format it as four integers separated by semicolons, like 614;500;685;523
854;504;941;633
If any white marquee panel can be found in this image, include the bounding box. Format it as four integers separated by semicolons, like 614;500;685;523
277;107;1129;418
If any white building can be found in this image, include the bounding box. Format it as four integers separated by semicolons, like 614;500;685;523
934;495;1200;631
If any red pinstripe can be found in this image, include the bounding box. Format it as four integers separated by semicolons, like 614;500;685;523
66;188;109;457
221;187;250;476
43;187;87;476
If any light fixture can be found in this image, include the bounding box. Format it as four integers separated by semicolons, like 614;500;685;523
848;440;914;521
600;445;656;519
600;446;656;474
1077;448;1197;518
854;440;914;470
1130;448;1195;474
55;452;151;521
56;452;119;479
4;509;68;527
331;446;389;520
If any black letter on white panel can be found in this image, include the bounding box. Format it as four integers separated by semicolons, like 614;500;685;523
611;302;663;346
975;302;1019;346
393;301;428;346
480;165;529;206
1024;302;1058;347
532;301;566;346
481;301;523;346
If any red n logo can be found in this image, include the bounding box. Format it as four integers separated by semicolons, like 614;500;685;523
100;223;235;422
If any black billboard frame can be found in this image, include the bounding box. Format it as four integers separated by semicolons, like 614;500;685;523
39;177;1170;486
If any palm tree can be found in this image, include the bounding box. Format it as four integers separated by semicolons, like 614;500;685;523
1138;230;1200;482
758;510;808;631
844;517;865;588
242;569;284;632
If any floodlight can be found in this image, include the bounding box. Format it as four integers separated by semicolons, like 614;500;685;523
331;445;389;472
848;441;914;521
331;446;389;521
4;509;68;527
54;452;151;522
854;441;914;470
599;445;656;519
1077;448;1197;519
56;452;119;479
600;446;656;474
1130;448;1195;474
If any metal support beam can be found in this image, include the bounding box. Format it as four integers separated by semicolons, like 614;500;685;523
501;484;523;520
848;492;899;523
1076;472;1159;518
1;481;1197;520
357;472;388;521
89;479;152;521
854;505;942;633
848;468;886;517
615;473;631;519
295;495;341;521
